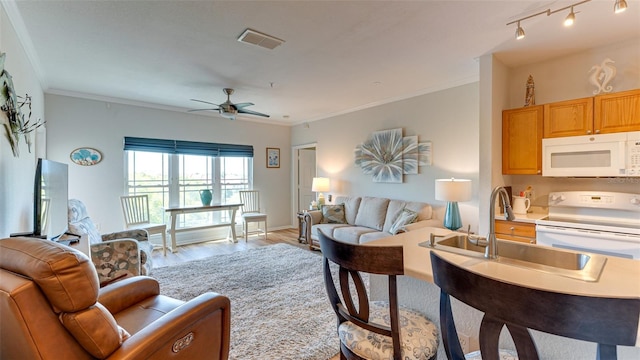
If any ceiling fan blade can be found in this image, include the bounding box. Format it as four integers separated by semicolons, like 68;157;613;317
190;99;220;106
238;108;270;118
233;102;254;109
188;108;220;112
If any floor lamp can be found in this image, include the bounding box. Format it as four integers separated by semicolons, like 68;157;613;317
311;177;330;209
435;178;472;231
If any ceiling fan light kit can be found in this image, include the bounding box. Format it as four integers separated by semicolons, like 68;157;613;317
506;0;628;40
189;88;270;120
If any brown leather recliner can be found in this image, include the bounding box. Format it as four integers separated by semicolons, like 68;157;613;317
0;237;230;359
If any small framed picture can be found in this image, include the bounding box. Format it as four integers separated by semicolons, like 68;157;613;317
267;147;280;168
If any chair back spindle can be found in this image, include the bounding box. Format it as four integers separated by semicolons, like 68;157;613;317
120;195;167;255
240;190;261;214
121;195;151;226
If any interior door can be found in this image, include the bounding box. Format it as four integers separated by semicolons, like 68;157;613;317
298;148;316;211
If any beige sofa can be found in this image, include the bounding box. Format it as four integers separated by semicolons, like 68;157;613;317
303;195;441;250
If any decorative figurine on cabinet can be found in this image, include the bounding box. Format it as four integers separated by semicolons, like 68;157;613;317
524;75;535;106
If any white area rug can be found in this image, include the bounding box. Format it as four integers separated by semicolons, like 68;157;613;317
152;243;338;360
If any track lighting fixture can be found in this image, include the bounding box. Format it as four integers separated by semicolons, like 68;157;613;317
564;7;576;27
515;21;525;40
507;0;628;40
614;0;628;13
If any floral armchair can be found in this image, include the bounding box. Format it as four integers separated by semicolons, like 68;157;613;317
68;199;154;286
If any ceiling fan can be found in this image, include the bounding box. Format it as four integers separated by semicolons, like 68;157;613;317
189;88;270;120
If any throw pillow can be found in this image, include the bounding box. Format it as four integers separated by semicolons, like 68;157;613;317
321;204;347;224
389;208;418;235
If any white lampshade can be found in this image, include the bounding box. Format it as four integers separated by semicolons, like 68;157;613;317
311;177;330;192
435;178;472;202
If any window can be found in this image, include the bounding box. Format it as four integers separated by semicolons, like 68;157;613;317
124;137;253;228
125;151;168;224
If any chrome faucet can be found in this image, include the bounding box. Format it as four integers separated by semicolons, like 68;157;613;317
487;186;516;259
428;232;446;247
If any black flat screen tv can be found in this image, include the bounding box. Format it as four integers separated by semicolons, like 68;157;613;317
33;158;69;241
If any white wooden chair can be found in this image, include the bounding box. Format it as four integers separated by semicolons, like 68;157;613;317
239;190;267;241
120;194;167;255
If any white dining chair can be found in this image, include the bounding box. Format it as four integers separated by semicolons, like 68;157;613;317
239;190;267;241
120;194;167;255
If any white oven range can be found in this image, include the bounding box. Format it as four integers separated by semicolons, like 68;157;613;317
535;191;640;260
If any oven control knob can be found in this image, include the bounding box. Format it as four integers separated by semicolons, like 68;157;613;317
631;198;640;206
550;194;565;202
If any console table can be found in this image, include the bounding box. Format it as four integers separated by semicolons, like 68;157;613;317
165;203;242;252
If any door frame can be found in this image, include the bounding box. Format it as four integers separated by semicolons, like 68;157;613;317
291;142;317;227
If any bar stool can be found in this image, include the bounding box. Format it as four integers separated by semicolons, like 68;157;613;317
319;231;439;360
430;251;640;360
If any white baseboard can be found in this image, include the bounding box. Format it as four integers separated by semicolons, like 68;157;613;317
147;224;294;247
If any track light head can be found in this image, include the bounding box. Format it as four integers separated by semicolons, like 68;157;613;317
564;7;576;26
614;0;627;13
515;21;525;40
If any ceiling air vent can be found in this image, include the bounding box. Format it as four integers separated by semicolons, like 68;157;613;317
237;28;284;50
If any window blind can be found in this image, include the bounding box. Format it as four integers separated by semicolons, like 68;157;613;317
123;137;253;157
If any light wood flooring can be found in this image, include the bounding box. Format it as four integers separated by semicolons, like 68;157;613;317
151;227;311;267
150;228;340;360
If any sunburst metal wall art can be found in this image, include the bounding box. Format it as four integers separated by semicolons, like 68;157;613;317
354;128;432;183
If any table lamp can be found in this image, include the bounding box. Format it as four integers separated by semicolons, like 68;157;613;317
311;177;330;209
435;178;472;230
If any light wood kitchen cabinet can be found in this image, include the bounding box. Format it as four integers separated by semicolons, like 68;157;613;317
594;88;640;134
494;220;536;244
502;105;543;175
543;97;594;138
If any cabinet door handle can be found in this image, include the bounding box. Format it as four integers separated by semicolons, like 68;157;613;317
595;129;600;134
586;130;592;134
537;170;541;174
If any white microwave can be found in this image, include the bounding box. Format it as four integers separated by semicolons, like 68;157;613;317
542;131;640;177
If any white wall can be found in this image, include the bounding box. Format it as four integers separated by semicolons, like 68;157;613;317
291;83;481;232
477;54;511;236
0;4;44;238
44;94;291;235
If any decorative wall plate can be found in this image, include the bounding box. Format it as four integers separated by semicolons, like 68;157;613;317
70;147;102;166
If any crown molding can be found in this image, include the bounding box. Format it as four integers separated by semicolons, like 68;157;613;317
1;1;48;89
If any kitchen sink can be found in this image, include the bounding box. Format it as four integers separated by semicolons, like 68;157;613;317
420;234;607;282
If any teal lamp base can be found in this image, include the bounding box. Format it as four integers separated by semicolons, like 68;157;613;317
443;201;462;230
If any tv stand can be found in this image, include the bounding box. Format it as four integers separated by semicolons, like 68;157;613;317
8;232;89;256
9;232;46;239
61;233;89;256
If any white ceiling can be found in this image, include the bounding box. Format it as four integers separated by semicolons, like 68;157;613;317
6;0;640;125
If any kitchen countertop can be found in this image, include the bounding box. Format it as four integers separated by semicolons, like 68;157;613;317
497;212;547;224
367;226;640;298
